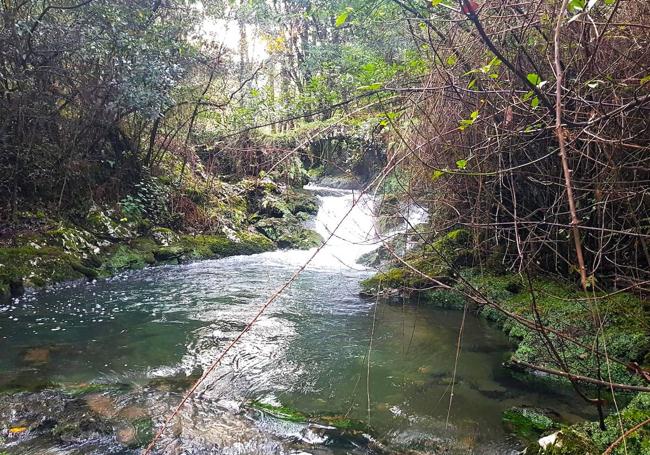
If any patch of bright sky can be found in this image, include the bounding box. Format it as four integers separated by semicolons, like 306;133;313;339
191;2;269;62
202;18;269;62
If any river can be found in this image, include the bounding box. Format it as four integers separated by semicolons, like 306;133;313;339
0;187;588;454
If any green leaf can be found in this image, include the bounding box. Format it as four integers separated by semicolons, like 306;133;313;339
446;54;457;66
604;0;615;4
458;110;479;131
567;0;585;12
467;79;477;90
522;90;534;102
530;96;539;109
640;75;650;85
335;8;353;27
431;0;442;5
358;82;383;91
432;169;445;181
527;73;542;86
456;159;468;170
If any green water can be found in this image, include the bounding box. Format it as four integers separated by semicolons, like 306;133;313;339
0;191;591;454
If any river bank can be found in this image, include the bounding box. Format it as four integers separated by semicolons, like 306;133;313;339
0;177;323;303
359;229;650;454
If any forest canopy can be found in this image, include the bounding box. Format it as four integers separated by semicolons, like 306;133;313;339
2;0;648;288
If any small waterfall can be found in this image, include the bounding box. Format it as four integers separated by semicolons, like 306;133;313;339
258;185;428;271
307;185;378;269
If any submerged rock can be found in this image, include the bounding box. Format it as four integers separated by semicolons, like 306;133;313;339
115;417;153;448
22;347;51;365
85;393;118;418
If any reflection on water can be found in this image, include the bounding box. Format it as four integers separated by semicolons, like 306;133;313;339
0;189;589;454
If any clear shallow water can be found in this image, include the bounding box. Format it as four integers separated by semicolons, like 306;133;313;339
0;190;590;454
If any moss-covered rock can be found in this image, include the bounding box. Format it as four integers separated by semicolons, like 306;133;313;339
153;246;184;262
250;401;308;422
44;225;101;259
283;188;319;215
235;231;277;254
150;227;180;246
104;244;155;272
360;228;471;296
0;245;87;291
468;270;650;385
525;429;598;455
85;207;134;241
502;406;558;441
254;217;322;250
176;231;275;259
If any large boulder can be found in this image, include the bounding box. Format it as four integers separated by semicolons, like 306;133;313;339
254;216;323;250
85;207;134;241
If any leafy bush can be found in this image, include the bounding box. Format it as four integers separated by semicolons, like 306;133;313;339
120;177;171;225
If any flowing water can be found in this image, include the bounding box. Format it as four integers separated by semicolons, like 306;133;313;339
0;188;590;454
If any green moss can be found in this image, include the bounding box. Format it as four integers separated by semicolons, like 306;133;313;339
150;227;179;246
104;245;154;272
85;207;134;240
130;237;158;253
502;407;557;441
361;267;407;293
319;415;368;432
45;225;101;258
360;228;471;295
276;227;322;250
283;189;319;215
176;235;219;258
153;246;184;262
130;417;154;447
70;260;99;279
236;231;276;254
0;245;87;291
174;231;275;260
467;271;650;385
254;217;322;250
250;401;308;422
525;429;598;455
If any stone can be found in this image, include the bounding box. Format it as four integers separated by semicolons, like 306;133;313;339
85;394;117;418
23;347;50;365
502;406;558;441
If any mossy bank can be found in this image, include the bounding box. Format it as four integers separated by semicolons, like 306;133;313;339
0;178;323;302
359;228;650;454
